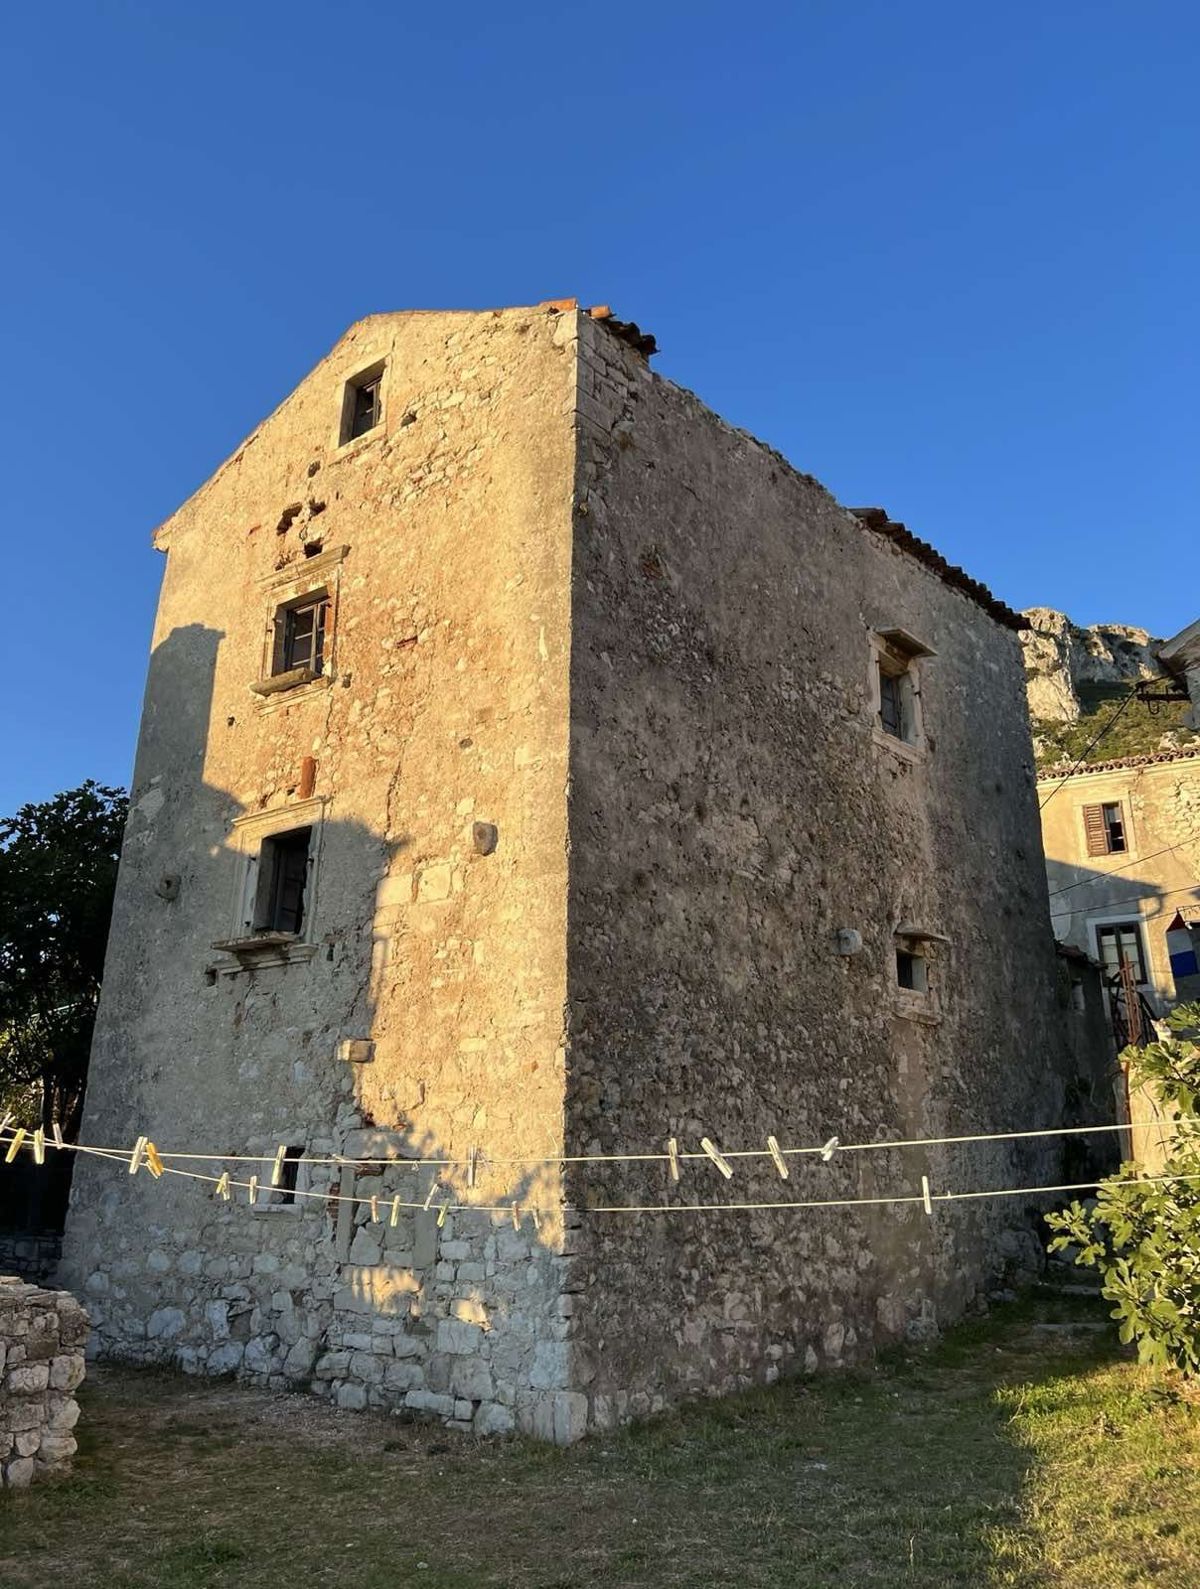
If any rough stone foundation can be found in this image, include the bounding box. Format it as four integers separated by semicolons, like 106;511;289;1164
0;1277;87;1488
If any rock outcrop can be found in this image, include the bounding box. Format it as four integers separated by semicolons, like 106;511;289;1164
1021;608;1164;724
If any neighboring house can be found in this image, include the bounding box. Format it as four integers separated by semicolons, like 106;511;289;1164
1038;746;1200;1017
62;301;1104;1441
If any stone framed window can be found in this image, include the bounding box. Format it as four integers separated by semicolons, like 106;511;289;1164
339;360;385;445
211;798;327;972
892;926;946;1023
253;1146;308;1214
869;628;935;755
251;545;348;706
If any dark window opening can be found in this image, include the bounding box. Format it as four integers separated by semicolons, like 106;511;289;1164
879;668;905;739
274;595;329;677
341;364;385;444
254;828;312;936
350;376;381;439
274;1146;304;1206
896;948;928;992
1101;802;1126;853
1096;921;1147;986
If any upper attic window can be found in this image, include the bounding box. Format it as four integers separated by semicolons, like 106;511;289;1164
341;362;384;443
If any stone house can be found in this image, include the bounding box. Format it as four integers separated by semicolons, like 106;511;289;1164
61;300;1099;1440
1039;746;1200;1015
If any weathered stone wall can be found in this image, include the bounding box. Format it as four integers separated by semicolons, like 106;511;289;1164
60;306;579;1437
559;312;1088;1424
0;1278;86;1488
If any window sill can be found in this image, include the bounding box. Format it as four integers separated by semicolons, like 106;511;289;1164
872;727;927;764
332;426;383;462
210;934;319;975
892;993;942;1026
250;666;321;697
252;674;333;714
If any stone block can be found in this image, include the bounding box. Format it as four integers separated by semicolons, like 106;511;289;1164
147;1307;186;1341
336;1382;367;1411
314;1350;350;1379
36;1433;76;1464
45;1396;81;1433
48;1354;85;1392
436;1318;484;1356
449;1357;494;1402
207;1341;245;1374
6;1363;49;1394
3;1456;35;1489
404;1388;455;1419
474;1401;515;1436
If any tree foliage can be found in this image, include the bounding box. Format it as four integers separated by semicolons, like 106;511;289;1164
1047;1003;1200;1376
0;781;127;1136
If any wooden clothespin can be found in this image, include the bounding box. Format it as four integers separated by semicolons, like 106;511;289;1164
511;1202;520;1230
370;1194;380;1223
52;1122;64;1149
0;1114;12;1138
531;1206;541;1231
700;1137;734;1179
666;1138;680;1182
4;1128;27;1165
216;1172;231;1200
248;1175;259;1205
766;1135;789;1180
145;1142;165;1178
422;1179;438;1212
32;1129;46;1166
467;1146;479;1189
437;1199;450;1228
819;1137;839;1162
128;1135;149;1175
270;1145;288;1187
921;1175;933;1216
390;1195;401;1227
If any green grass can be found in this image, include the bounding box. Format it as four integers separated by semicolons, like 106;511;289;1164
3;1289;1199;1588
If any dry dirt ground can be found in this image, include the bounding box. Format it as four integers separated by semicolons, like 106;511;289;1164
2;1286;1199;1588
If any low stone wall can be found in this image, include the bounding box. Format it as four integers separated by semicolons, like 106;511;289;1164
0;1232;62;1285
1;1277;88;1489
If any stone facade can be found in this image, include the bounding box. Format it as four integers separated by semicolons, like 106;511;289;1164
1039;748;1200;1012
0;1278;87;1488
63;302;1097;1439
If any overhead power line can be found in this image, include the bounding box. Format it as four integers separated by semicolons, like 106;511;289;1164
1038;687;1140;810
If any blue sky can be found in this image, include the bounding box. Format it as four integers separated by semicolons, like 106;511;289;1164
2;1;1196;811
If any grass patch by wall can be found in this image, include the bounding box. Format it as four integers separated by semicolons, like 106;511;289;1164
2;1289;1197;1588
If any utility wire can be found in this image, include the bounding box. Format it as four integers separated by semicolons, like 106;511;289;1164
1047;839;1200;900
1038;687;1140;810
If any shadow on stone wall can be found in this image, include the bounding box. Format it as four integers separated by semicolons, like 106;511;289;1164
65;620;566;1438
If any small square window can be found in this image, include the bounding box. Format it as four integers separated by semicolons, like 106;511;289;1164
252;827;312;936
340;363;385;444
273;593;328;678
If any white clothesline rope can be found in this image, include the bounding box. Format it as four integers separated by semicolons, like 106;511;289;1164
5;1118;1140;1173
1;1122;1178;1231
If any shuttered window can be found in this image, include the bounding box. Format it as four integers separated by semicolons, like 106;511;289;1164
1083;801;1127;856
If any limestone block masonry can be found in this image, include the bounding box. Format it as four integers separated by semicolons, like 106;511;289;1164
61;302;1095;1441
0;1278;87;1488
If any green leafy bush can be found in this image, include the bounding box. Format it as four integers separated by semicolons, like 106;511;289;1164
1047;1003;1200;1376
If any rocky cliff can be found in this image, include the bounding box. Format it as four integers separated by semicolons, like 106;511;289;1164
1021;609;1198;768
